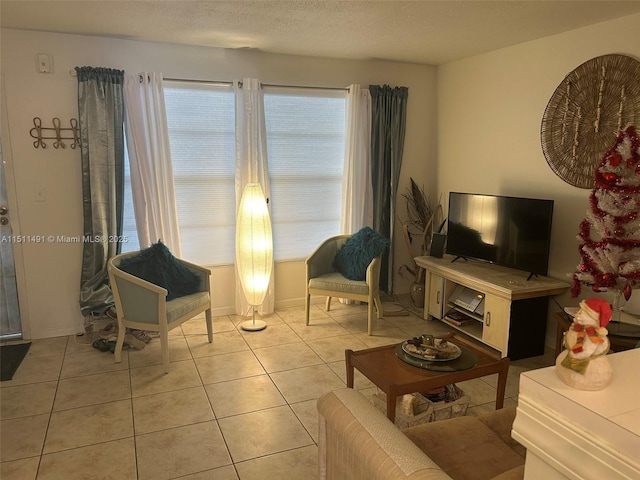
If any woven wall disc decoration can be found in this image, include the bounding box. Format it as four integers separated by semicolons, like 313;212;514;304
541;54;640;189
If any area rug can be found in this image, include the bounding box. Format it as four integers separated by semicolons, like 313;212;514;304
0;342;31;381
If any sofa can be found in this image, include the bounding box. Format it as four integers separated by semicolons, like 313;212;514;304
317;388;525;480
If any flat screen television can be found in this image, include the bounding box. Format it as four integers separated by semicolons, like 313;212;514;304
446;192;554;277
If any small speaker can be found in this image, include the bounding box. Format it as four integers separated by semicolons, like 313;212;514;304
430;233;447;258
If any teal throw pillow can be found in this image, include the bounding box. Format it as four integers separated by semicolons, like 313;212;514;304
334;227;389;280
118;241;200;300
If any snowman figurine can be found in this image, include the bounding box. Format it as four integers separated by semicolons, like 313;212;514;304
555;298;612;390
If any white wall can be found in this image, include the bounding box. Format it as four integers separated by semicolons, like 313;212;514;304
0;28;437;339
437;13;640;345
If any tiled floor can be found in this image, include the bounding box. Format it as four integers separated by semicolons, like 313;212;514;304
0;300;555;480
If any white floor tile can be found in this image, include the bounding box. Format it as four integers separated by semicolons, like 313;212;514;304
0;303;550;479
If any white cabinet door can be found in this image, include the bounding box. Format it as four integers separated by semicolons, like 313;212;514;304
482;295;510;354
427;273;445;319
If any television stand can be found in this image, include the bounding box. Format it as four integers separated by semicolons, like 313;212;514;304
415;255;570;360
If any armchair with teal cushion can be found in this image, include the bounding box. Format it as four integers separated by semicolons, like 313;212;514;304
305;234;384;335
108;251;213;373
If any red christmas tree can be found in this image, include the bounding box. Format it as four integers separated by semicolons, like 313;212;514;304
573;125;640;300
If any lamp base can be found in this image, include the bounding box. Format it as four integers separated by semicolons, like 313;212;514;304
241;319;267;331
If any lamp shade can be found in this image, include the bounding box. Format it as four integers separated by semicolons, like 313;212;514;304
236;183;273;307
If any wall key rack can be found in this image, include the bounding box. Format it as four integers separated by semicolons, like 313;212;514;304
30;116;80;149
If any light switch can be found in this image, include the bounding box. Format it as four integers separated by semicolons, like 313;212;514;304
36;54;53;74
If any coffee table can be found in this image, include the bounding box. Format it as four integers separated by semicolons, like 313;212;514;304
345;333;510;422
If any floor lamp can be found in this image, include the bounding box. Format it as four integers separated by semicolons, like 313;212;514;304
236;183;273;331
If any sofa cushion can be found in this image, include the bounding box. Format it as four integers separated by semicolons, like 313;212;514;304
333;227;388;280
476;407;526;459
403;413;524;480
118;241;200;301
490;465;525;480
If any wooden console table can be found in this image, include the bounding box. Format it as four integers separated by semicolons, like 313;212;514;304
415;255;570;360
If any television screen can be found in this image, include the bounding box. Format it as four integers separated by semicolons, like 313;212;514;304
446;192;554;276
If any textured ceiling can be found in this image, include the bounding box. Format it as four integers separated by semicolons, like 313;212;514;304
2;1;640;65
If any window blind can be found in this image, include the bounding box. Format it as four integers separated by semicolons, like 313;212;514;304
163;81;235;265
264;87;346;260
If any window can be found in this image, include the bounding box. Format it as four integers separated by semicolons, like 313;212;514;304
121;147;140;253
122;82;347;265
164;82;236;265
264;88;346;260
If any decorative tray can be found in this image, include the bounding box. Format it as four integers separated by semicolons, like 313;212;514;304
401;335;462;362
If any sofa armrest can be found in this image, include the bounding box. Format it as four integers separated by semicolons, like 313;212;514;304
317;389;453;480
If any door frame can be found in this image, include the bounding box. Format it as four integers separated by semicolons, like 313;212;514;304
1;74;31;339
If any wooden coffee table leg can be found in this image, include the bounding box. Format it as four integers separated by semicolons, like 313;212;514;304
387;389;397;422
345;349;355;388
495;357;510;409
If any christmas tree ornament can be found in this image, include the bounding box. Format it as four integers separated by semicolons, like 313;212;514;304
572;125;640;303
556;298;612;390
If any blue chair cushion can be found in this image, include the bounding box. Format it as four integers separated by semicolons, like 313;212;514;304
333;227;389;281
118;241;200;300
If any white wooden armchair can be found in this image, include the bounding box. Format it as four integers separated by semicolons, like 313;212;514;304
107;251;213;373
305;234;383;335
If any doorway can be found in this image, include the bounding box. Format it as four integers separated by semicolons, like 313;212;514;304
0;141;22;339
0;76;23;341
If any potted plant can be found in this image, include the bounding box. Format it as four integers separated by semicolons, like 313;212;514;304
398;178;443;307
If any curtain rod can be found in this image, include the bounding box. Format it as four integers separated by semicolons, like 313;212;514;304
163;77;233;86
263;83;349;92
70;71;349;92
163;77;349;91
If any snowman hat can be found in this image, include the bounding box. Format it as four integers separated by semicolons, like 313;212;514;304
579;298;612;327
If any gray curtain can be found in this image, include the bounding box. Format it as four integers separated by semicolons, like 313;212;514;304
369;85;408;294
76;66;125;316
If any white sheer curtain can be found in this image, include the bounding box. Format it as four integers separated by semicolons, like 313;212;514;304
341;84;373;234
234;78;275;316
123;72;182;255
